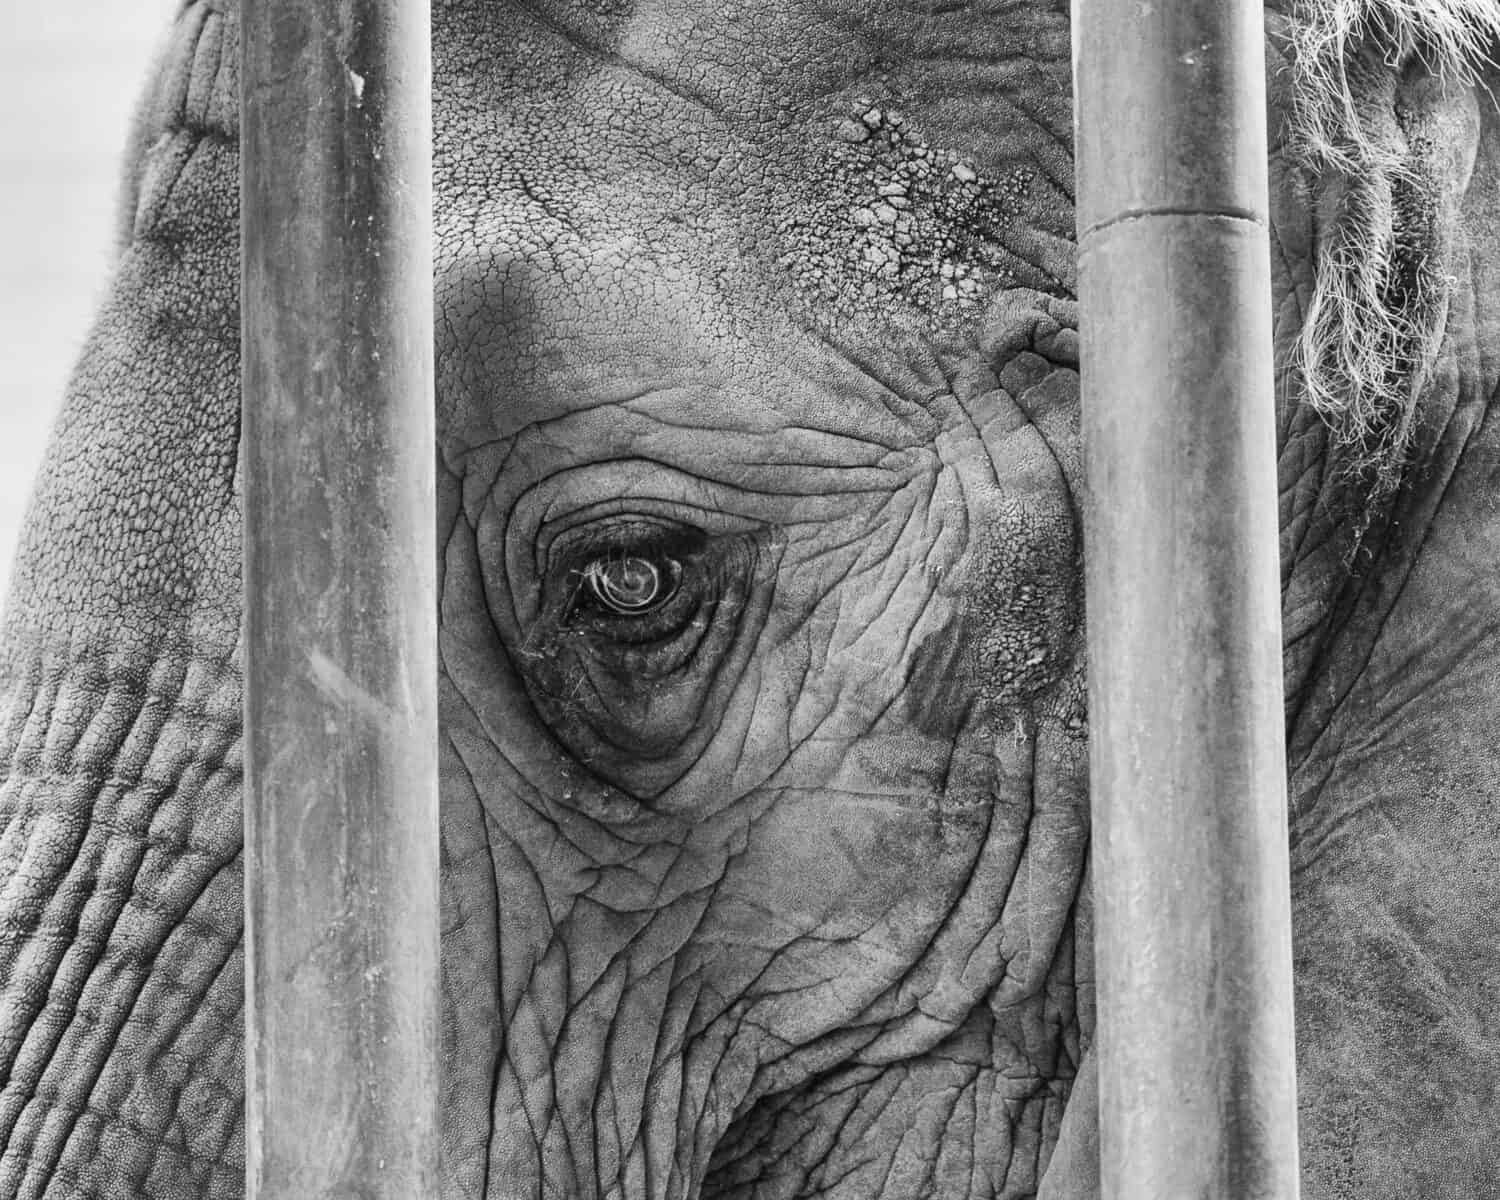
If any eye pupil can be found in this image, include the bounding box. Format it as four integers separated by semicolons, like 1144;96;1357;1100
585;556;674;614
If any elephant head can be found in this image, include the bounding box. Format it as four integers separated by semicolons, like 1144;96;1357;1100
1;1;1499;1197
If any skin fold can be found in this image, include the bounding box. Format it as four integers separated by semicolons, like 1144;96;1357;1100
0;1;1496;1197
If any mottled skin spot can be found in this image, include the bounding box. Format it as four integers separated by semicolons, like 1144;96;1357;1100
0;1;1498;1199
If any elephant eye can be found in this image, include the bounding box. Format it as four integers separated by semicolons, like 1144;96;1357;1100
581;554;681;615
517;511;772;793
554;525;707;644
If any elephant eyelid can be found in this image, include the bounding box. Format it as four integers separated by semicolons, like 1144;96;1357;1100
520;475;767;582
545;517;706;580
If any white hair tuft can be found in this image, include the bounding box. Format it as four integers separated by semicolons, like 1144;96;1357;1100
1287;0;1499;493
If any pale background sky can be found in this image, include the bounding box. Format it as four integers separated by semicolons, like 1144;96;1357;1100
0;0;177;599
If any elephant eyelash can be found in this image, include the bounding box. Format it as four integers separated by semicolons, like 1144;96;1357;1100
546;517;706;576
549;523;711;644
565;553;693;626
576;553;685;615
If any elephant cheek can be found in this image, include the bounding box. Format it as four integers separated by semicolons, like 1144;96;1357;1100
436;745;504;1197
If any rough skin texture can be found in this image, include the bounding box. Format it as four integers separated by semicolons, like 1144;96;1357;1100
0;1;1497;1197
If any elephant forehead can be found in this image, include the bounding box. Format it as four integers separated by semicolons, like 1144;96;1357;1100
438;0;1074;127
433;0;1077;336
432;235;1070;477
436;241;878;433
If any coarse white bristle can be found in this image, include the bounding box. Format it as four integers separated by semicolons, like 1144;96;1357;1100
1287;0;1499;493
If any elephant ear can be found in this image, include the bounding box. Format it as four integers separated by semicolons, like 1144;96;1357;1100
1035;9;1498;1197
0;3;247;1195
1266;0;1496;729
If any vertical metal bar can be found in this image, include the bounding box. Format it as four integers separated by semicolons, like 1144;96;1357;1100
241;0;437;1196
1072;2;1300;1197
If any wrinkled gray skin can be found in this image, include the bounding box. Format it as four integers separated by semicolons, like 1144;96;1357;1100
1;0;1499;1196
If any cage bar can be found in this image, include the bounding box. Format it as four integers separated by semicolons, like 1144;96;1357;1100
1072;1;1301;1195
241;0;438;1195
